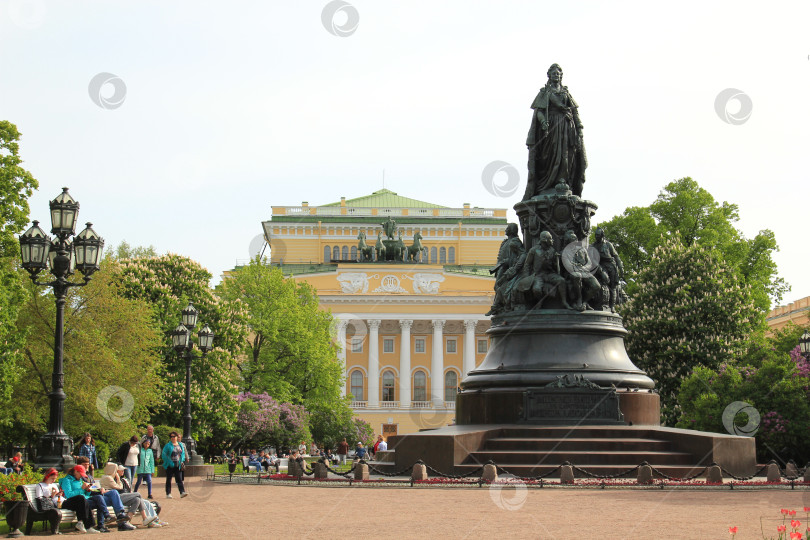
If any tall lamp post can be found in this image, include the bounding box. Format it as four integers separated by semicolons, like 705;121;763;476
18;188;104;470
800;331;810;358
171;303;214;467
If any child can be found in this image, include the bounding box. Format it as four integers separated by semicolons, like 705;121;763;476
134;438;155;499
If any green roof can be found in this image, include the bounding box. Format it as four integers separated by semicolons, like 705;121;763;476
322;189;446;209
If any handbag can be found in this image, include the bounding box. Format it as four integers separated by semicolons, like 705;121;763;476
35;496;55;512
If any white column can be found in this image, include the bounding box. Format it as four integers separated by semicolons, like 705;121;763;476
337;321;348;397
367;319;381;408
463;319;477;378
399;319;413;408
431;319;445;407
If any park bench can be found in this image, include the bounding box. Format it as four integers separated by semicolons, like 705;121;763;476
19;484;159;534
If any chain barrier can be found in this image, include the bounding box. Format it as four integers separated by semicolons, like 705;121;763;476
209;457;810;487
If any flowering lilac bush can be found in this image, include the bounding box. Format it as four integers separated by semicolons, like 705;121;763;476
235;392;310;450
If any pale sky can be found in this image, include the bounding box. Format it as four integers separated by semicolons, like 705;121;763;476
2;0;809;306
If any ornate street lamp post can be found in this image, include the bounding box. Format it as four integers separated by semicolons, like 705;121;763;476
171;303;214;467
19;188;104;470
800;331;810;358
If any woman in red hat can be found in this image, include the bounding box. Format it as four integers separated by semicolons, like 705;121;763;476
32;468;63;535
59;464;110;533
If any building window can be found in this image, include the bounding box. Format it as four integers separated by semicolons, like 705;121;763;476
440;247;447;264
382;371;395;401
448;246;455;264
413;370;427;402
333;246;340;261
383;338;394;353
342;245;349;260
422;247;428;261
430;247;437;263
351;246;357;260
414;338;426;353
444;371;458;402
351;337;363;353
477;339;488;354
446;338;457;354
351;370;364;401
324;246;331;262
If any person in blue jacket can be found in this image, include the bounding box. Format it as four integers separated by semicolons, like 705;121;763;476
161;431;187;498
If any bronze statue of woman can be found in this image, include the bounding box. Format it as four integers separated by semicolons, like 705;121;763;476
522;64;587;200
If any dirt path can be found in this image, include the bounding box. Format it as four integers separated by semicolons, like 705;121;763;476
49;477;810;539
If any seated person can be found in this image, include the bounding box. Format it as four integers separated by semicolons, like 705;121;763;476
247;450;262;472
59;465;110;533
5;452;24;473
266;452;280;473
74;456;95;480
33;468;63;535
97;462;136;530
100;462;158;528
354;442;367;461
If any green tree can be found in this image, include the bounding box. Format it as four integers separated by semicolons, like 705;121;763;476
116;253;249;443
598;177;787;311
7;260;165;448
621;239;760;425
109;240;159;260
216;259;345;403
0;121;38;419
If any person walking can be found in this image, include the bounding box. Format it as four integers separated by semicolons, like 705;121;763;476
77;434;99;479
161;432;187;499
337;438;349;465
140;426;160;471
122;436;140;485
134;438;155;499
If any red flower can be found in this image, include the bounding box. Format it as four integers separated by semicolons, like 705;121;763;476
783;509;791;515
790;532;802;540
804;507;810;512
728;526;738;534
791;520;801;529
790;510;798;517
778;525;787;532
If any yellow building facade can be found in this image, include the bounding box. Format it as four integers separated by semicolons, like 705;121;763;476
261;190;506;438
767;295;810;333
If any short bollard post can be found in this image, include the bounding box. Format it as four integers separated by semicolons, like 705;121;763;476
480;464;498;483
766;463;781;483
313;462;328;479
289;459;303;477
560;465;575;485
354;463;369;481
411;464;428;482
636;465;653;485
705;465;723;484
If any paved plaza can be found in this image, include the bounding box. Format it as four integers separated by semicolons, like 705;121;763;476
112;477;809;539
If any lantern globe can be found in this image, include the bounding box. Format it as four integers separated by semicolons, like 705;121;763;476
19;220;51;273
171;324;190;352
181;303;199;329
800;331;810;355
49;187;80;237
74;222;105;276
198;325;215;352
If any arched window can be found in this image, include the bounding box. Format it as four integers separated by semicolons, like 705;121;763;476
413;370;427;402
342;245;349;260
351;246;357;260
448;246;456;264
430;247;438;264
422;247;428;262
439;247;447;264
350;370;364;401
333;246;340;261
382;371;395;402
324;246;331;262
444;371;458;402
